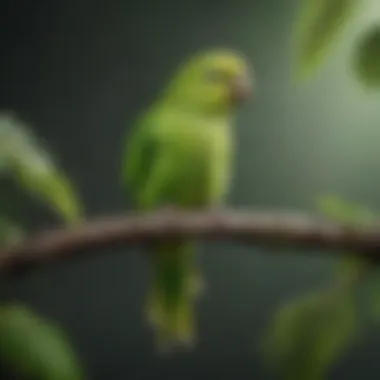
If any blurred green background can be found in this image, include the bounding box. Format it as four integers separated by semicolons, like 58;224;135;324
1;0;380;378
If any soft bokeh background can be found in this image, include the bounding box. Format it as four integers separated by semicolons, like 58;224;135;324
1;0;380;378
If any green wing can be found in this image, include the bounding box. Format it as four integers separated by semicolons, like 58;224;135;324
122;110;175;210
122;113;159;202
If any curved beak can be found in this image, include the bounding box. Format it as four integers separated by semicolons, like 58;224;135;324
229;73;252;104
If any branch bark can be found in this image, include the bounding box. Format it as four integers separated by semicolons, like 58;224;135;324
1;208;380;276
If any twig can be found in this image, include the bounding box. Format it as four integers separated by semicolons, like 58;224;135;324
1;208;380;276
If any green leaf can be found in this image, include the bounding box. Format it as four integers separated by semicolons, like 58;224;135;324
262;194;371;380
353;25;380;89
263;291;356;380
316;195;380;327
0;112;83;225
293;0;359;81
0;304;85;380
316;194;374;276
315;194;375;225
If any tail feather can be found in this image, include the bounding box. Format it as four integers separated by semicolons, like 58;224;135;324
145;241;203;354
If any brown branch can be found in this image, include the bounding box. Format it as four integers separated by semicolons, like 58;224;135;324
1;208;380;276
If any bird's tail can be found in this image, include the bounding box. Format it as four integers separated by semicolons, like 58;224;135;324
145;240;203;354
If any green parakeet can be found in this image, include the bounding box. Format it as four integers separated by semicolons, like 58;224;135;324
122;50;253;353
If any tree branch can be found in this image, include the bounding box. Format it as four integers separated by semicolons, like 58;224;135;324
1;209;380;276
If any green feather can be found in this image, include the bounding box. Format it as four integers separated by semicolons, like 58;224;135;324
123;50;249;353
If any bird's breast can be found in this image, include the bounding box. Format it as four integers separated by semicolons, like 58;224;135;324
165;123;233;206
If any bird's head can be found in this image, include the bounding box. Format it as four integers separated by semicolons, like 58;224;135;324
164;49;253;115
